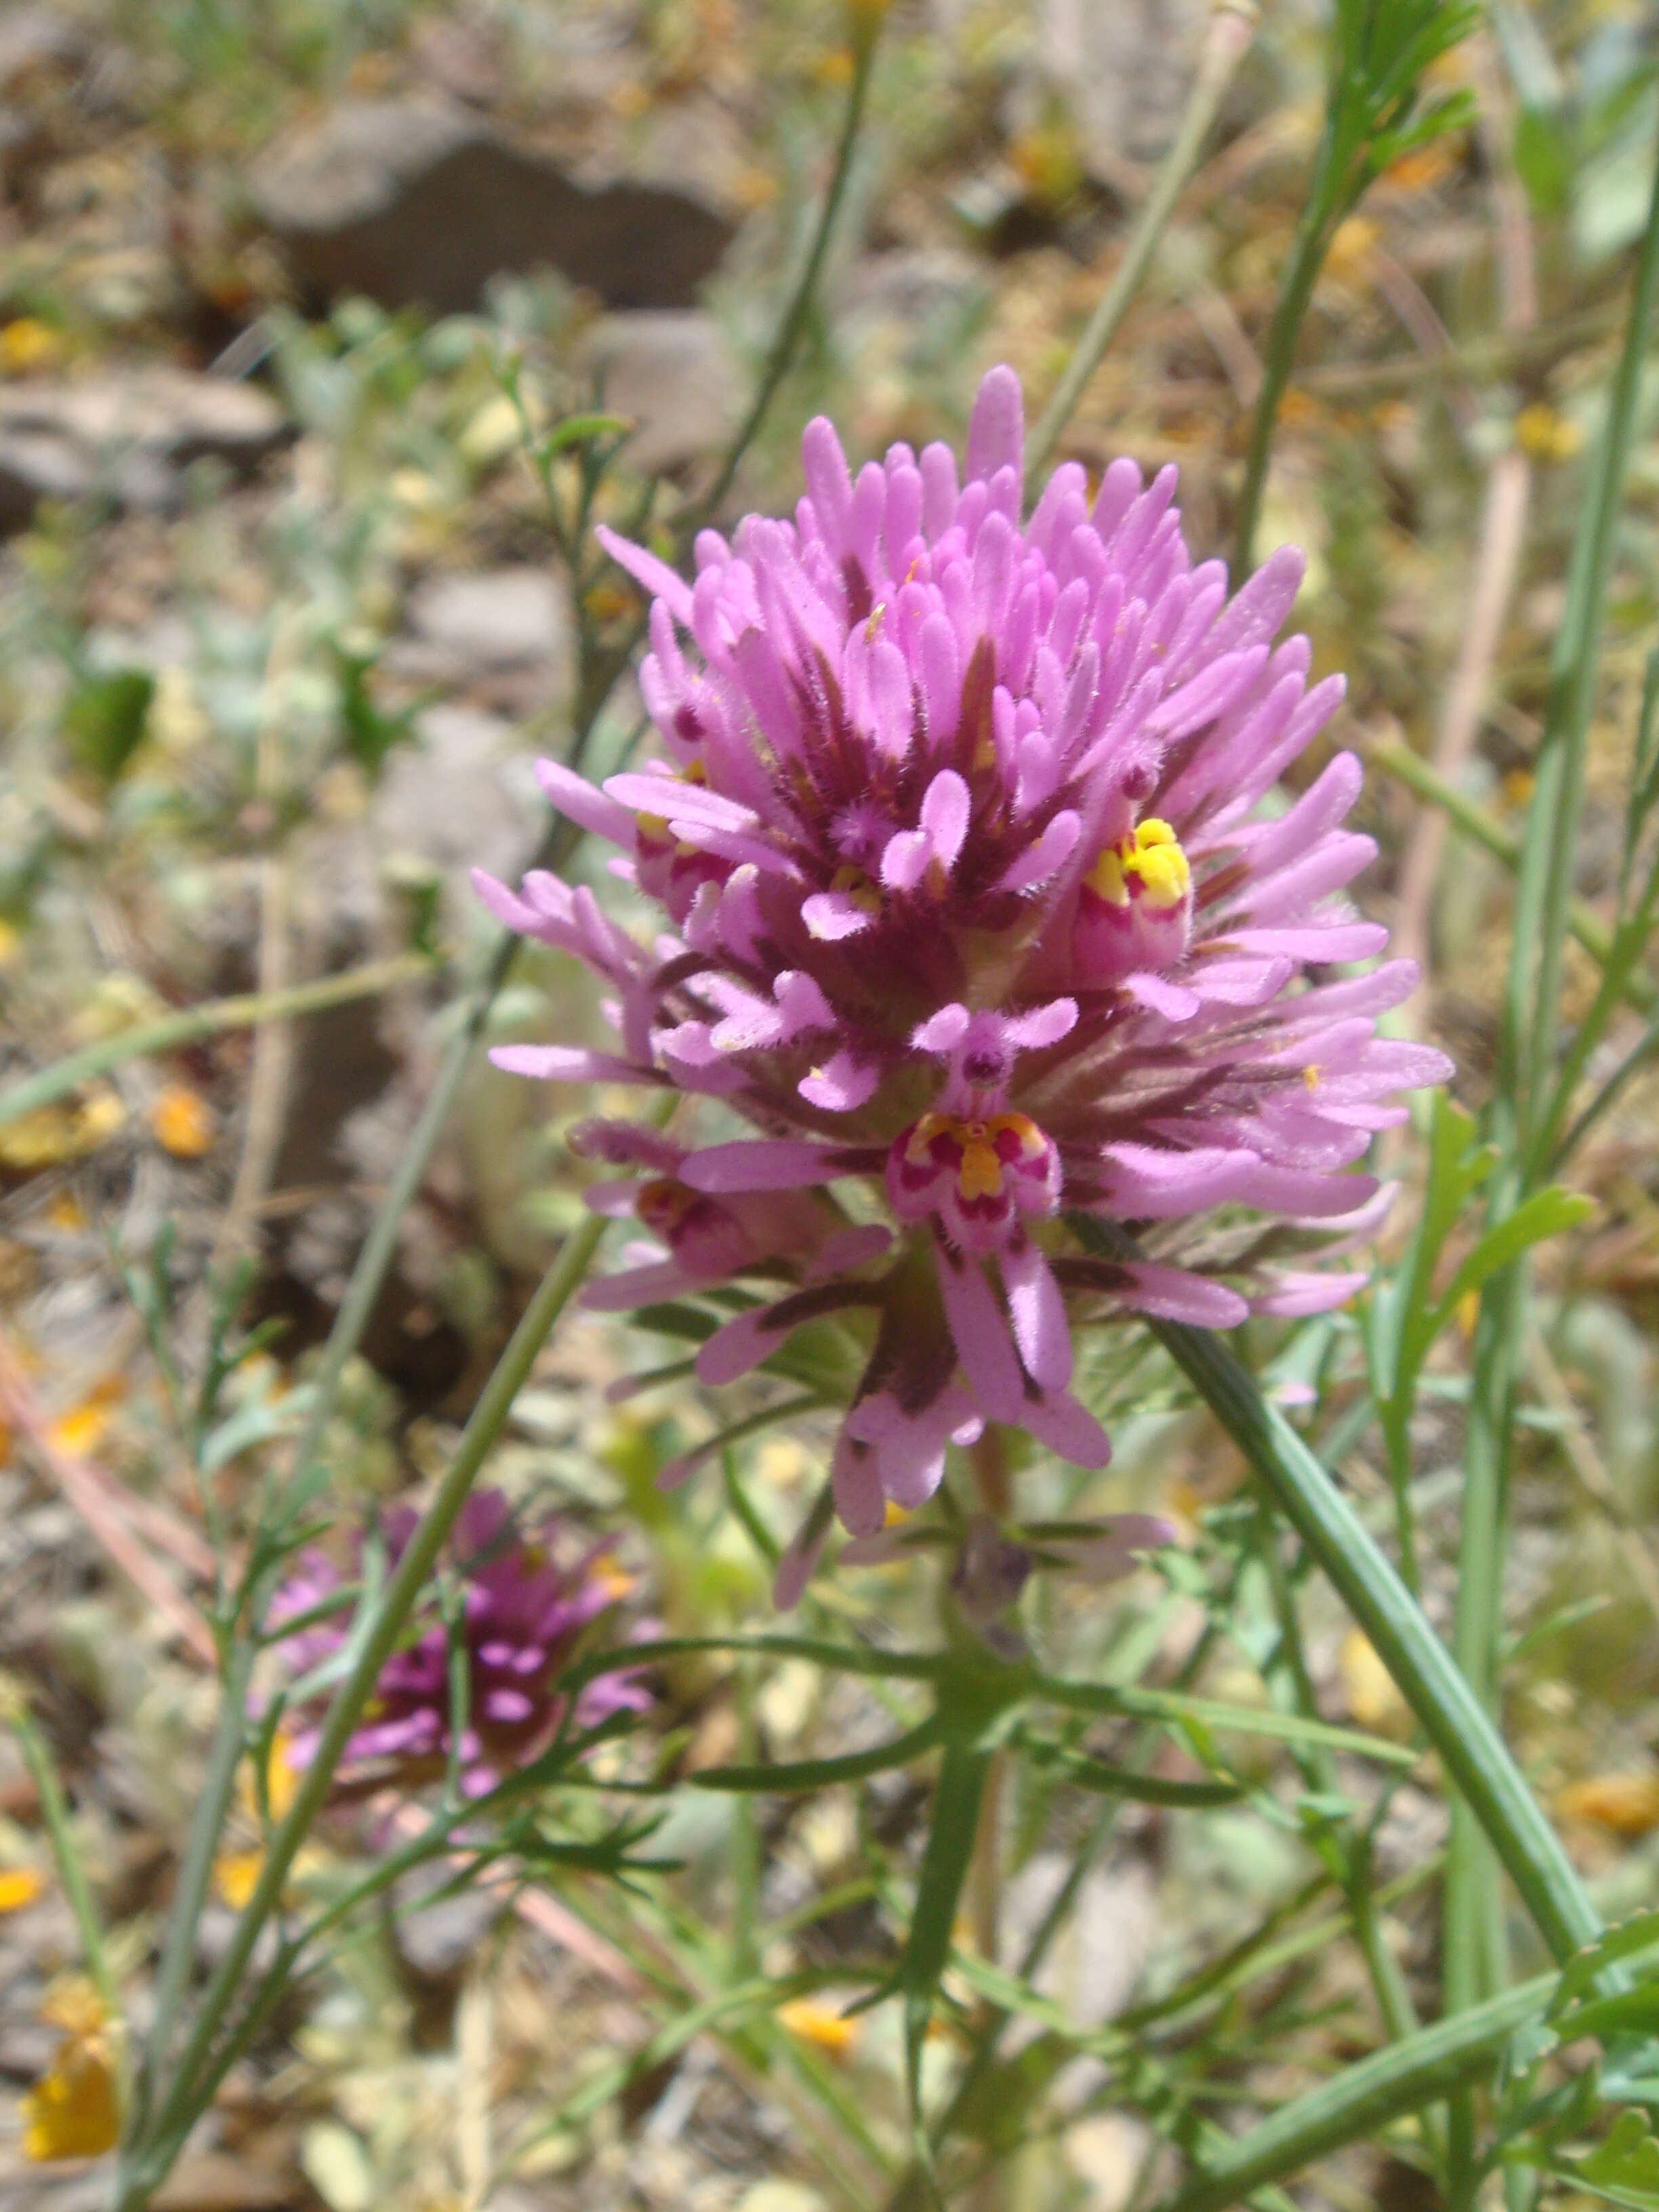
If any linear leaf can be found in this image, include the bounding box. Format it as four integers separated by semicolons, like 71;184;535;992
695;1717;945;1793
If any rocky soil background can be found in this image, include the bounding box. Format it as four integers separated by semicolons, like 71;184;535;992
2;1;1658;2208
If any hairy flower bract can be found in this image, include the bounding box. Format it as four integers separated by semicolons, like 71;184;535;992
476;366;1450;1549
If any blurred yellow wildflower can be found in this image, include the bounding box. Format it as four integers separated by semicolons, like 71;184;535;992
1515;403;1582;463
22;1980;119;2162
0;318;64;375
0;1088;126;1173
1559;1771;1659;1839
150;1084;216;1159
0;1867;45;1912
777;1998;859;2056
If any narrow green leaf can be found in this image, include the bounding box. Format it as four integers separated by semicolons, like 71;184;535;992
695;1716;945;1793
1427;1185;1596;1337
1068;1215;1605;1973
541;411;632;455
63;667;153;783
1020;1735;1244;1807
1560;2110;1659;2210
901;1736;994;2116
558;1635;949;1700
1162;1972;1559;2212
1028;1672;1417;1767
1554;1911;1659;2016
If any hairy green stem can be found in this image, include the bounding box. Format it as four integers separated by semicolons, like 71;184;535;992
1027;1;1258;480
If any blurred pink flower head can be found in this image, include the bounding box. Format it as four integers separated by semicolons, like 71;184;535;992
270;1490;648;1799
476;366;1449;1542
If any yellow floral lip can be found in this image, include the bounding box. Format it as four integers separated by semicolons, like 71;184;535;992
906;1109;1049;1206
1083;818;1191;911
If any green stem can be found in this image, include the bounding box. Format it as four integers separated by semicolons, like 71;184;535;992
118;1210;610;2204
9;1705;121;2028
1515;148;1659;1153
697;18;880;520
1069;1218;1603;1971
0;955;433;1130
1441;142;1659;2186
1366;737;1657;1011
132;1642;256;2137
1161;1971;1558;2212
1233;181;1336;575
1026;1;1258;481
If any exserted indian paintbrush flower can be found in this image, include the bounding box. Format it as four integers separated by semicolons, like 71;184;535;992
268;1490;650;1799
476;365;1450;1547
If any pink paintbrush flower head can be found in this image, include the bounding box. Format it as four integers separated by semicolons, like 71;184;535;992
478;366;1450;1544
269;1490;649;1798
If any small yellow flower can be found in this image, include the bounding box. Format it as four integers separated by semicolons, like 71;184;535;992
1515;403;1582;463
1559;1773;1659;1839
777;1997;859;2056
0;1867;45;1912
47;1376;125;1460
0;1088;125;1173
150;1084;216;1160
1339;1629;1409;1736
22;1980;119;2162
0;318;64;375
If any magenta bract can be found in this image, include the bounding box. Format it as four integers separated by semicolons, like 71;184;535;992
270;1490;647;1798
477;367;1450;1540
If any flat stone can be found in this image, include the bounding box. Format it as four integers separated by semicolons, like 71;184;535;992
0;7;86;91
1037;0;1210;169
404;566;569;672
0;371;291;533
250;94;734;316
581;309;739;476
0;428;89;532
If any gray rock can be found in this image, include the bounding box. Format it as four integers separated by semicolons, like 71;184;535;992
0;428;89;532
0;371;291;533
249;94;734;316
403;565;570;674
0;6;86;91
581;309;739;476
1038;0;1209;170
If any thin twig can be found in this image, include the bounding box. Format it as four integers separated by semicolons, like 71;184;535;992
0;956;434;1129
1525;1327;1659;1627
1393;41;1536;1013
1027;1;1258;482
0;1333;218;1665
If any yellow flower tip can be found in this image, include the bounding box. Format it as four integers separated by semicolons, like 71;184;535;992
1302;1064;1321;1092
0;917;20;968
0;1866;45;1912
150;1083;216;1159
777;1997;859;2056
881;1499;909;1530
